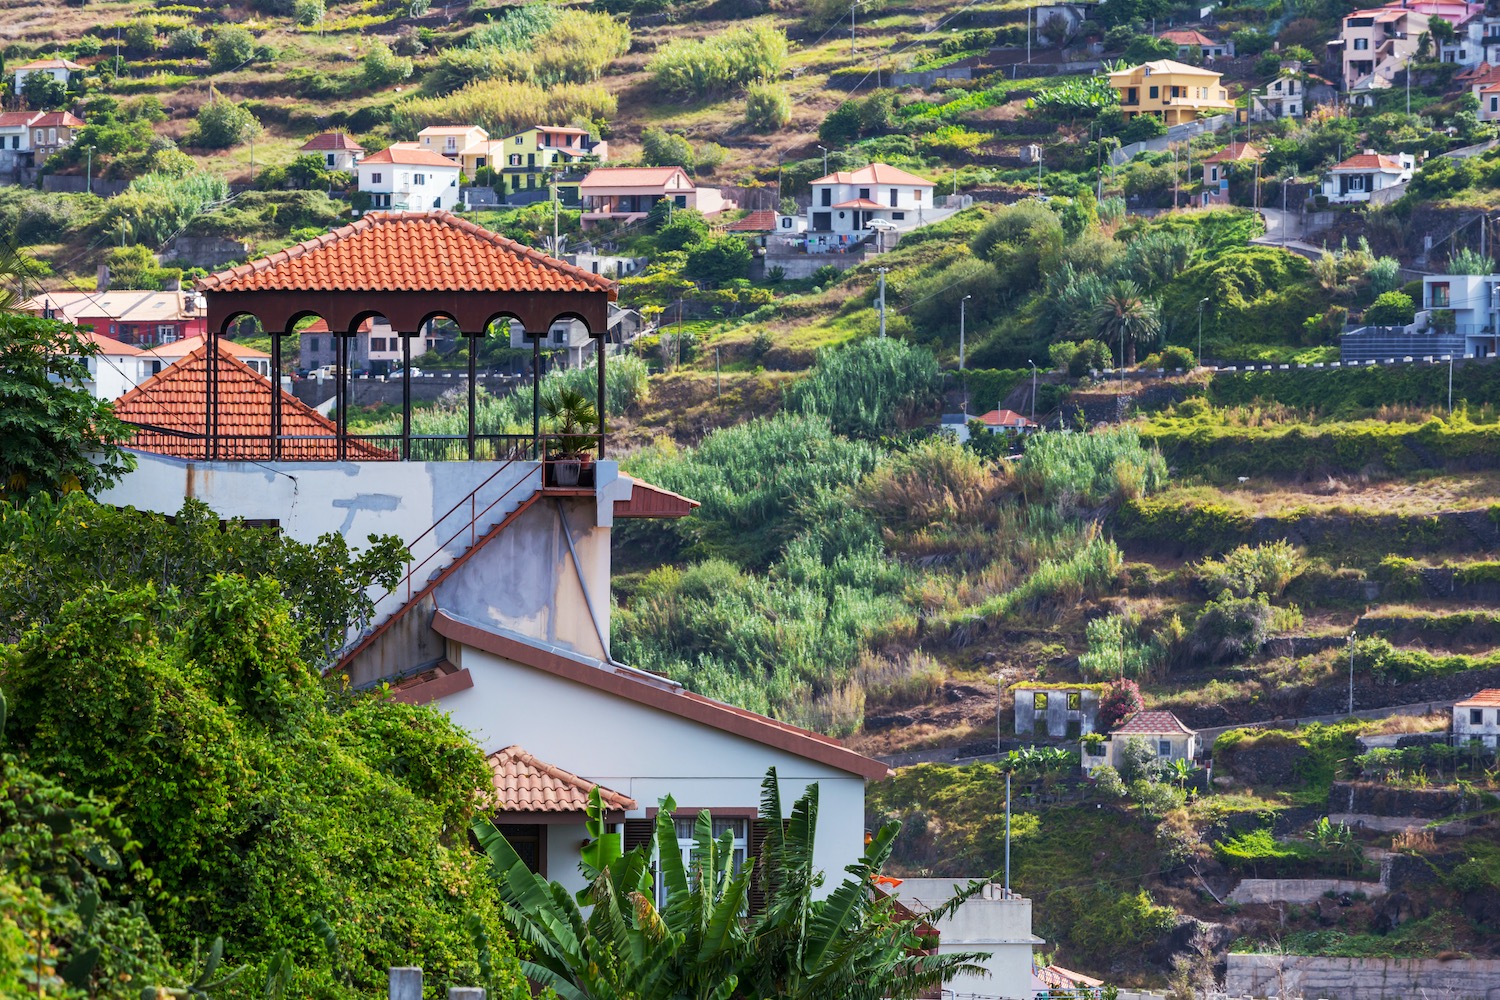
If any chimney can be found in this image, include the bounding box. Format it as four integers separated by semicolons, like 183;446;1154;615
96;264;110;291
163;274;181;291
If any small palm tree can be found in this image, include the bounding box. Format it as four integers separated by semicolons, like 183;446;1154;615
541;385;600;458
1092;279;1160;368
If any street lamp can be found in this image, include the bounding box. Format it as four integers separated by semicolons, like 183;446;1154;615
1028;358;1037;424
1197;297;1209;368
817;145;829;176
960;294;971;413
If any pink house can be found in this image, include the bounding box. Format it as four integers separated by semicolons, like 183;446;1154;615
577;166;734;228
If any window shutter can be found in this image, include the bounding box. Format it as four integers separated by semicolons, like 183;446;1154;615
747;818;770;915
623;818;654;854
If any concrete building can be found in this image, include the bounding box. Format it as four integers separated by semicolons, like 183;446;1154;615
472;125;607;206
1081;710;1197;774
299;317;444;376
1332;4;1432;92
886;880;1043;1000
1107;60;1233;125
299;131;364;172
1320;150;1414;203
1012;684;1101;739
1251;71;1306;121
19;287;207;347
806;163;936;246
1454;689;1500;747
70;331;148;400
12;57;83;92
1200;141;1262;206
141;334;272;379
976;408;1037;434
357;145;462;212
416;124;489;160
0;109;84;172
577;166;734;228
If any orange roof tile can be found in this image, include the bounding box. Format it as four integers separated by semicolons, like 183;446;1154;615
15;58;83;71
979;408;1035;426
113;341;394;461
579;166;693;189
0;111;41;127
1158;29;1219;46
196;212;615;296
300;131;364;152
486;745;636;813
78;331;139;355
1332;153;1407;171
727;209;778;232
1457;689;1500;707
143;334;269;359
812;163;936;187
1114;710;1194;735
1202;142;1263;164
30;111;84;128
362;145;459;167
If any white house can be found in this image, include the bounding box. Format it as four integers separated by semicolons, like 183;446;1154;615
299;316;439;376
1012;684;1101;738
508;317;596;369
1251;71;1305;121
299;131;364;171
1157;28;1234;59
577;166;735;228
1320;150;1414;204
357;145;462;212
12;57;83;92
71;331;147;400
806;163;936;244
1454;689;1500;747
140;334;272;378
886;880;1043;1000
977;408;1037;434
1081;710;1197;774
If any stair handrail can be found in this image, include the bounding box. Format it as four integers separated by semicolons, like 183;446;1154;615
382;455;536;607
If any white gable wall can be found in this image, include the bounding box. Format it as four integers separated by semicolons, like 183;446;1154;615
440;640;868;899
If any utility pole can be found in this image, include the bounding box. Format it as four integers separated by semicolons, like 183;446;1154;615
818;145;829;177
1198;297;1208;368
960;294;971;413
1037;149;1043;197
1449;354;1455;413
1173;144;1179;208
1028;359;1037;423
715;346;721;399
1026;6;1032;63
1004;770;1012;892
877;267;888;337
85;145;93;196
851;0;856;56
552;171;559;254
1348;634;1355;716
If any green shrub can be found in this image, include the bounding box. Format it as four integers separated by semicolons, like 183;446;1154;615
1017;425;1167;508
186;97;260;149
1196;541;1304;598
209;25;254;70
745;83;791;131
293;0;324;25
1364;290;1415;326
362;41;413;87
1091;764;1126;797
784;338;941;441
640;127;694;168
649;21;787;98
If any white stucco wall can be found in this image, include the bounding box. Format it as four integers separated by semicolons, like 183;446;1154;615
889;880;1041;1000
440;639;869;899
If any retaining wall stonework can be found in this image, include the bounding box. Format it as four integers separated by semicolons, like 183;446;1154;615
1225;954;1500;999
1227;878;1385;905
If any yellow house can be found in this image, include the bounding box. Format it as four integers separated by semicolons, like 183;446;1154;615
1107;60;1234;125
461;125;608;206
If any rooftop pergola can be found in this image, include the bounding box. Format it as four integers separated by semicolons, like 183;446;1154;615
187;211;616;462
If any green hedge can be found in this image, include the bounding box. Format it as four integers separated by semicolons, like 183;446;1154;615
956;368;1029;412
1209;363;1500;415
1114;498;1469;556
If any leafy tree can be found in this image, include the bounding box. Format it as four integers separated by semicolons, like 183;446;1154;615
684;233;752;287
209;25;255;71
1098;678;1144;730
124;18;158;53
0;310;132;499
1364;290;1415;326
1123;35;1176;63
294;0;325;25
655;209;710;251
474;769;988;1000
1093;279;1159;366
1116;735;1161;784
187;96;261;149
640;126;694;168
166;26;203;56
818;100;863;145
362;40;414;87
20;71;66;110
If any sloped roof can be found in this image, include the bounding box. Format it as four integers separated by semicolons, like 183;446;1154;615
1457;689;1500;707
1331;153;1407;171
1114;710;1195;736
300;131;364;152
727;209;777;232
196;212;615;296
113;342;393;461
31;111;84;128
579;166;692;189
434;612;892;782
15;58;83;71
979;408;1035;427
20;288;201;324
0;111;41;127
1110;59;1222;78
486;745;637;813
78;331;139;355
141;334;269;360
1158;29;1220;46
811;163;935;187
419;124;488;135
1202;142;1262;164
362;145;458;167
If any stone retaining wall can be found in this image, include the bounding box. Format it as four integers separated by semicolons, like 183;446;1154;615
1227;878;1384;905
1225;953;1500;999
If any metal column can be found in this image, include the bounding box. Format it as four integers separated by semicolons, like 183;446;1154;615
467;332;477;460
401;332;412;461
532;334;541;460
336;334;348;461
270;332;282;460
596;334;606;459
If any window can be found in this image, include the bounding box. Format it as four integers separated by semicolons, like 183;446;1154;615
914;189;922;202
308;337;320;353
1472;708;1486;725
858;187;870;200
414;173;425;185
661;817;748;907
820;188;832;206
889;188;898;207
1354;37;1369;50
1431;282;1450;308
1211;167;1220;182
371;172;382;183
892;211;905;220
674;195;687;208
1067;691;1081;711
1149;85;1159;99
326;153;336;167
475;156;486;168
515;135;524;144
157;325;178;342
370;337;387;352
509;153;521;166
1125;87;1138;104
1033;692;1049;711
497;824;545;875
1158;740;1172;757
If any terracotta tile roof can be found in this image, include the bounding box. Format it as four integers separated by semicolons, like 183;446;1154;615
1158;29;1220;46
727;209;777;232
196;212;616;296
78;331;139;355
1457;688;1500;707
143;334;269;360
486;745;636;813
1202;142;1263;164
419;124;488;135
579;166;692;190
1111;59;1222;77
30;112;84;128
1114;710;1195;736
979;408;1035;427
537;125;590;135
832;198;887;210
1332;153;1407;171
18;288;202;324
300;131;364;152
812;163;936;187
0;111;41;127
361;145;459;167
15;58;83;70
113;341;394;461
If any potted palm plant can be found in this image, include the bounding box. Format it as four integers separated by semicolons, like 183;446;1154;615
542;386;599;487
